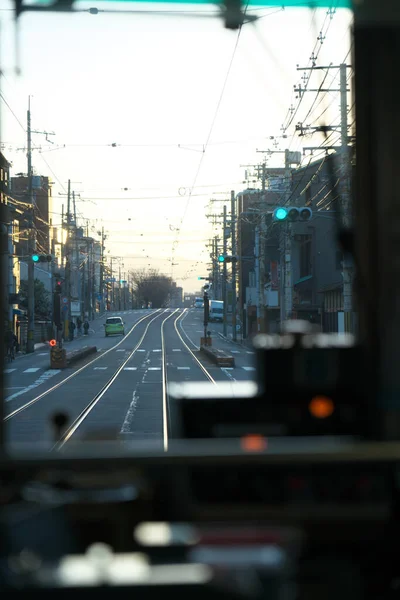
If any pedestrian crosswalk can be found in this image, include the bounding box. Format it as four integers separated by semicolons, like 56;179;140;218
4;364;257;375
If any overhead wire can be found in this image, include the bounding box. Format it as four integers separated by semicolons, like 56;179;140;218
170;0;250;279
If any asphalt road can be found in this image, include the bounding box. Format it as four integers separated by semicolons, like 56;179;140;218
4;308;258;452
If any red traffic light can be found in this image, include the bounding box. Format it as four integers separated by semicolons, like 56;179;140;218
49;339;57;347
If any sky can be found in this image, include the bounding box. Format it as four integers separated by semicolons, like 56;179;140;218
0;1;352;292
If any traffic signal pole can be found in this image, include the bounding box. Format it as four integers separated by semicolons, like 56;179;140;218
26;98;35;354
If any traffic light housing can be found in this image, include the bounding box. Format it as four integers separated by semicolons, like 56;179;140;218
218;255;238;263
32;254;52;263
55;279;62;293
272;206;312;222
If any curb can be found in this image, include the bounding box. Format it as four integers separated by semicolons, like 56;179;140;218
200;345;235;367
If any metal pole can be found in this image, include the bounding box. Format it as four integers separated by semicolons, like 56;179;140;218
26;97;35;353
64;179;71;340
231;190;237;341
255;225;260;332
283;151;293;321
340;62;352;332
222;204;227;337
100;226;104;313
259;168;267;333
110;257;113;310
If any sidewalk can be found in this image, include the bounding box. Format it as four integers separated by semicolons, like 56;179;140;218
17;311;107;357
217;325;255;349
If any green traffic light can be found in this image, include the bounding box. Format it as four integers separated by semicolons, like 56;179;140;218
275;208;288;220
218;255;225;263
32;254;39;262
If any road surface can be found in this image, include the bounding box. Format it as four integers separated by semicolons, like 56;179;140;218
4;308;257;452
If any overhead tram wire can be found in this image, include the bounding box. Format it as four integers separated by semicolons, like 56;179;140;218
170;1;249;278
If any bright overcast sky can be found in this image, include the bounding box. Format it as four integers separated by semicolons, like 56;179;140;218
0;1;352;292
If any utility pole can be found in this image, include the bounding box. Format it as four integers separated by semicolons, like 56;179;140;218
255;225;260;332
26;97;35;353
340;62;353;332
72;191;81;322
256;149;299;325
110;257;113;310
24;97;56;352
258;165;267;332
295;62;352;329
64;179;71;340
222;204;227;337
283;150;294;322
118;263;122;311
231;190;237;341
100;226;104;314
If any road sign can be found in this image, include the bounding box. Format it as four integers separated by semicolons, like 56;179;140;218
62;305;68;312
62;296;68;304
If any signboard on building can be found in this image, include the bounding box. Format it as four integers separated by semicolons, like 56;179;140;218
71;301;81;316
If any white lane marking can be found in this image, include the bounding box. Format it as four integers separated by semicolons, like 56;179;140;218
177;366;190;370
152;349;162;352
195;330;203;333
242;366;256;371
121;391;139;433
246;351;255;355
4;369;16;374
221;367;236;382
124;367;137;371
172;349;181;352
23;368;40;373
38;352;48;356
121;356;154;433
148;367;161;371
137;349;145;352
231;350;240;354
94;367;107;370
116;349;125;352
5;370;61;402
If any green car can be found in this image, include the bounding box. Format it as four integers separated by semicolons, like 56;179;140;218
104;316;125;337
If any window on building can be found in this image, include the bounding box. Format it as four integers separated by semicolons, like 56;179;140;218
299;234;312;278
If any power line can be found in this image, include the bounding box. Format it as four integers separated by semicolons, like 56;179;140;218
171;1;249;277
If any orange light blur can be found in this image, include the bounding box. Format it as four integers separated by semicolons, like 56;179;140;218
49;339;57;347
241;434;268;452
309;395;334;419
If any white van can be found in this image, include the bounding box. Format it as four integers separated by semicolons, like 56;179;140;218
209;300;224;322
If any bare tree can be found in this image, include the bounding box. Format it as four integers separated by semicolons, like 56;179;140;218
130;268;174;308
